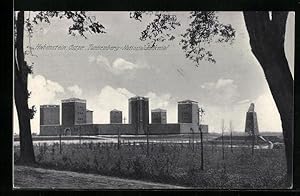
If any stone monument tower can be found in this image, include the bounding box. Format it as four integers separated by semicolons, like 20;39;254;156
245;103;259;135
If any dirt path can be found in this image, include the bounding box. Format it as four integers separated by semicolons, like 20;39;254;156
13;166;186;189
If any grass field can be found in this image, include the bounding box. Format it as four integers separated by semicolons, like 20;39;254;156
14;141;288;189
14;165;185;189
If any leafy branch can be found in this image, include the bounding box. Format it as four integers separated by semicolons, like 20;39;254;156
130;11;180;47
130;11;235;64
181;11;235;64
30;11;106;38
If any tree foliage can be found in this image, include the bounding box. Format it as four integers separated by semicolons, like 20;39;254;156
131;12;181;47
130;11;235;64
25;11;106;38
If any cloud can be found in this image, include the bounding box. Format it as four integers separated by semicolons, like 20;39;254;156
202;94;282;133
87;86;281;131
14;74;65;134
201;78;239;105
13;77;282;136
146;92;171;109
237;99;251;104
27;75;64;105
67;85;83;97
14;80;176;133
110;58;149;75
96;55;110;67
88;86;135;124
88;55;110;70
233;90;282;132
146;92;177;123
254;90;282;132
87;86;177;124
199;86;282;133
88;55;96;63
200;82;214;89
88;55;148;75
215;78;234;89
112;58;140;70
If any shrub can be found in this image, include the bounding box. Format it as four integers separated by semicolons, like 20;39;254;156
14;142;288;188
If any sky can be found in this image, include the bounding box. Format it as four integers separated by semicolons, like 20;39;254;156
13;11;295;134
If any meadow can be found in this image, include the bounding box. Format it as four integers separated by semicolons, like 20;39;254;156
14;140;288;189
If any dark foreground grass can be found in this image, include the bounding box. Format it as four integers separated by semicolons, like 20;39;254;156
14;142;288;189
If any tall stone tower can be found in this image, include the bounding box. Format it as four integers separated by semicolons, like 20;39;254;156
86;109;93;124
110;109;122;124
178;100;199;124
128;96;149;134
245;103;259;135
40;105;60;126
62;98;86;126
151;108;167;124
40;105;60;135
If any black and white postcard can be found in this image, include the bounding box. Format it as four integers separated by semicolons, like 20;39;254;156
13;11;295;189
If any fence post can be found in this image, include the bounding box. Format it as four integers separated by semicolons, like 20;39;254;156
251;134;255;156
117;127;120;150
146;125;149;157
59;127;62;154
230;129;233;153
221;119;225;161
230;120;233;153
79;125;81;146
199;126;204;170
190;128;194;152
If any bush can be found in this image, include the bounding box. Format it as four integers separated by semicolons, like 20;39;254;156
14;142;288;188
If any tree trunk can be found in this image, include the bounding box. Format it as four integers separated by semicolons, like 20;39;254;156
15;11;35;164
243;11;293;184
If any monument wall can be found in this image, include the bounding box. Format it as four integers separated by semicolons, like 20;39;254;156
95;124;136;135
149;124;180;134
40;125;61;136
40;123;208;136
